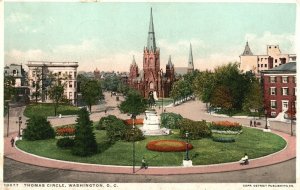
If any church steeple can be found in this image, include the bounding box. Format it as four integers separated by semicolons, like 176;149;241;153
167;55;173;67
132;55;137;66
147;7;156;52
242;41;253;56
188;43;194;69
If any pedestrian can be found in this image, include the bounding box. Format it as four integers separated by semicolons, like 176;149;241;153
239;153;249;165
254;120;256;127
164;108;166;112
10;137;15;147
104;109;107;115
250;120;253;127
141;157;147;169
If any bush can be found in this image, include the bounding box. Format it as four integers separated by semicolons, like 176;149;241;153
96;115;119;130
212;137;236;143
178;119;211;140
160;112;183;129
210;121;242;131
72;108;98;157
123;127;145;142
57;137;75;148
23;116;55;141
106;118;127;142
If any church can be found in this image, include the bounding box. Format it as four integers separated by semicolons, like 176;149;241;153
128;8;194;98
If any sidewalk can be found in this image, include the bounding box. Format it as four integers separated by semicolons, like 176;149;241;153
4;129;295;175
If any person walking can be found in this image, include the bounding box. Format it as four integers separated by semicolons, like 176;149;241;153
141;157;148;169
254;120;256;127
250;120;252;127
10;137;15;147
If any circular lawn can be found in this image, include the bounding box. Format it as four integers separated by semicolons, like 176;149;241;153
16;127;286;166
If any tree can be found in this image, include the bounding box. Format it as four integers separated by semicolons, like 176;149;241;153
242;79;264;113
48;83;66;116
72;108;98;156
211;85;234;111
23;116;55;140
119;90;147;116
4;76;16;101
193;70;215;105
81;79;103;112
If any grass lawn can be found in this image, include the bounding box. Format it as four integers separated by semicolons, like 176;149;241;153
23;103;80;118
16;127;286;166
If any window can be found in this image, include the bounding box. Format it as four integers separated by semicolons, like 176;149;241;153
282;87;289;96
282;76;288;83
265;64;267;67
69;81;72;88
69;92;72;99
270;87;276;95
74;81;76;88
271;112;277;117
269;46;271;49
261;64;263;67
270;76;276;83
270;100;277;109
74;72;77;77
258;64;260;68
58;72;61;76
261;58;263;61
275;59;277;63
32;81;36;87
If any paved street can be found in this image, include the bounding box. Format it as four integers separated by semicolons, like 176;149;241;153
4;157;296;183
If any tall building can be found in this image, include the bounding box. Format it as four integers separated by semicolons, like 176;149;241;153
261;62;296;118
27;61;79;105
239;42;296;75
128;8;175;98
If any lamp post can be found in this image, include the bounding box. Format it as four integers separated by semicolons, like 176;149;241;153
290;102;294;136
16;116;23;138
264;109;268;130
160;69;164;115
5;100;11;137
131;114;136;173
185;131;190;161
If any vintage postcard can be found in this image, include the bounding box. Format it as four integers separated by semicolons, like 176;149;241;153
1;0;299;190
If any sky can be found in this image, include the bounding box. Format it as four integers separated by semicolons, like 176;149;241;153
4;2;296;72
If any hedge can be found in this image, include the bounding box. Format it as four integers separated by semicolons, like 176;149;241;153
178;119;212;140
160;112;183;129
212;137;236;143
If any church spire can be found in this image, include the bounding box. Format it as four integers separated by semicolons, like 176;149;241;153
242;41;253;56
132;55;136;66
147;7;156;52
167;55;173;67
188;43;194;69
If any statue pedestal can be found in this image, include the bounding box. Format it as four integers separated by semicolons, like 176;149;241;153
182;160;193;167
142;110;160;131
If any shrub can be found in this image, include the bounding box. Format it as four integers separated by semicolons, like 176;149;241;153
106;118;127;142
57;137;75;148
123;127;145;142
23;116;55;141
160;112;183;129
210;121;242;131
56;125;75;136
212;137;236;143
178;119;211;140
146;140;193;152
72;108;98;156
96;115;119;130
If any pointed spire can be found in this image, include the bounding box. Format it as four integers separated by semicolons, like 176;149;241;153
242;41;253;56
132;55;137;66
188;43;194;69
167;55;173;66
147;7;156;52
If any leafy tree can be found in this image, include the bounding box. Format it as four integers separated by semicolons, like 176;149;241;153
4;76;16;101
178;118;211;139
160;112;183;129
193;70;215;105
48;83;66;116
23;116;55;140
211;85;234;111
242;79;264;113
96;115;119;130
81;79;103;112
106;118;127;142
119;90;147;116
72;108;98;156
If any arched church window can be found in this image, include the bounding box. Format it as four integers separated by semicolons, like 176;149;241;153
149;82;154;89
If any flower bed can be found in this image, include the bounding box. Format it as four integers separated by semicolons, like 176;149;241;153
146;140;193;152
211;121;242;132
56;125;76;137
123;118;144;125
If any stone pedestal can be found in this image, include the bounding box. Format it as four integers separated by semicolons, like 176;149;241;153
182;160;193;167
142;110;160;131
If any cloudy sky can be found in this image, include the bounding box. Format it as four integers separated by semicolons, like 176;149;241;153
4;2;296;72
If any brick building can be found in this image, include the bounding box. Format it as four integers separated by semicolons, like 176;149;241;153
261;62;296;118
128;8;175;98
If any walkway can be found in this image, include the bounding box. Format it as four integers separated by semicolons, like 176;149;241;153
3;92;296;175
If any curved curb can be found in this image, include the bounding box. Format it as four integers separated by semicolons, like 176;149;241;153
4;129;295;175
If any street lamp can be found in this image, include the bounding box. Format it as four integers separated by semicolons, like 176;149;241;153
160;69;164;115
185;131;190;161
131;114;136;173
5;100;11;137
264;109;268;130
16;116;23;138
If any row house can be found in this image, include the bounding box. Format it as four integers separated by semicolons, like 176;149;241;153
27;61;79;105
261;62;296;118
